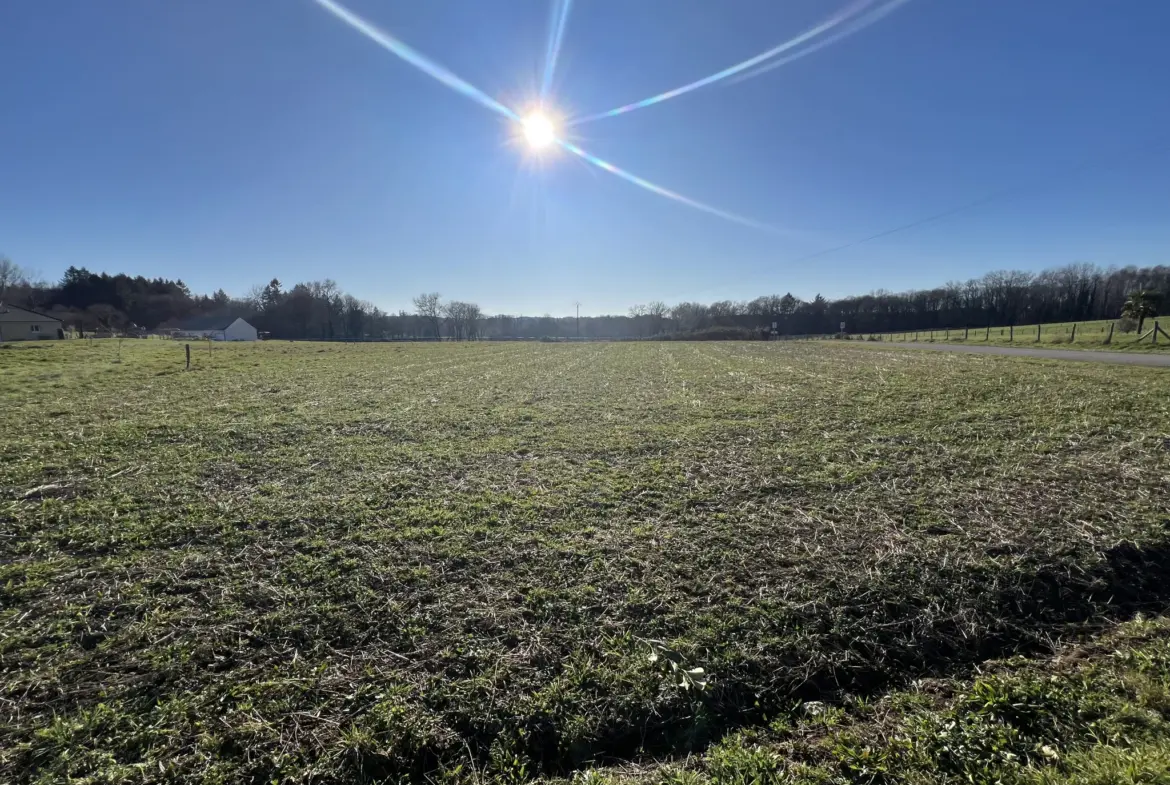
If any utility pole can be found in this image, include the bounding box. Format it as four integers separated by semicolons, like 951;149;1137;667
574;301;581;339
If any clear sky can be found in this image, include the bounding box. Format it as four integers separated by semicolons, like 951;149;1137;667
2;0;1168;316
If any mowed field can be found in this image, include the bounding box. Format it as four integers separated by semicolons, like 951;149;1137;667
3;340;1170;784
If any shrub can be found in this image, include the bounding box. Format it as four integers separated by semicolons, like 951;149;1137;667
653;327;765;341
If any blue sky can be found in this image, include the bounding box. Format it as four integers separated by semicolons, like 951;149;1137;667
2;0;1168;315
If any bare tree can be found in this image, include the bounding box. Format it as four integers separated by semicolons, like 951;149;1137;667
708;300;742;324
462;302;483;340
0;256;26;297
291;280;340;339
413;292;443;339
646;301;669;335
342;295;368;340
436;300;484;341
440;301;460;340
244;284;267;311
628;304;647;337
670;302;710;332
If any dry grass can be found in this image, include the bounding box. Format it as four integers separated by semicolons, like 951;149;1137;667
1;339;1169;783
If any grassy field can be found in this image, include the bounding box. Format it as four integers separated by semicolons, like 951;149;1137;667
2;340;1170;783
863;319;1170;351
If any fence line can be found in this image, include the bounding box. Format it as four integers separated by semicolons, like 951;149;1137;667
772;319;1170;347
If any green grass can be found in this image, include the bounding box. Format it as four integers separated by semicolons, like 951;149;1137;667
2;339;1170;784
863;318;1170;351
578;615;1170;784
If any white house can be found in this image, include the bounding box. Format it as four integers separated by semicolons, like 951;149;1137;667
0;303;64;341
173;315;259;341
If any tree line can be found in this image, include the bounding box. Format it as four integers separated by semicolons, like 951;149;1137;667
620;263;1168;338
1;256;1166;340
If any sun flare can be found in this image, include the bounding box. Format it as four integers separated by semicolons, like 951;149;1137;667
521;112;557;150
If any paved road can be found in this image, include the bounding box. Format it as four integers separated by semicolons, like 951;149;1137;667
850;340;1170;367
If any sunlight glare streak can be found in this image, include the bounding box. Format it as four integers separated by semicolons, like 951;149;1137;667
311;0;519;121
310;0;781;233
541;0;574;97
732;0;914;83
569;0;904;125
556;140;785;233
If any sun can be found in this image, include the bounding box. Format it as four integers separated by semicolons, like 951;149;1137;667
521;112;557;150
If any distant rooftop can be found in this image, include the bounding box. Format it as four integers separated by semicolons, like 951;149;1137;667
173;313;245;331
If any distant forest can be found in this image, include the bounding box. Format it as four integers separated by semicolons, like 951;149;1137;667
0;257;1166;340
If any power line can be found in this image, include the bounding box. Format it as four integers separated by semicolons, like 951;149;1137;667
783;133;1170;267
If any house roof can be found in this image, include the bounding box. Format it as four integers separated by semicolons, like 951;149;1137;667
174;314;245;331
0;303;62;322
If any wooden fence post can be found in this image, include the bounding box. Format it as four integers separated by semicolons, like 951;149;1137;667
1036;323;1041;342
185;343;191;369
986;325;990;341
945;328;949;340
1155;321;1160;345
1009;325;1014;342
964;326;969;340
1105;322;1114;345
1071;323;1077;342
